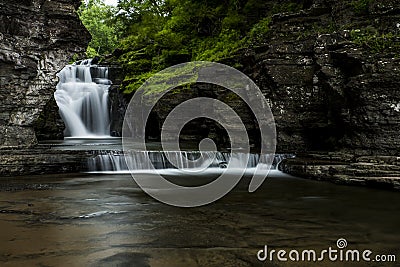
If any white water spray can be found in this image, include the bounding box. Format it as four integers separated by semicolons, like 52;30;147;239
54;60;111;138
87;151;291;173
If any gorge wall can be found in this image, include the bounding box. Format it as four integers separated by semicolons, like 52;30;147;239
0;0;90;149
1;0;399;188
245;0;400;155
128;0;400;189
8;0;397;157
140;0;400;156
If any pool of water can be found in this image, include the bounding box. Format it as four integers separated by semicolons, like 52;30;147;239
0;172;399;266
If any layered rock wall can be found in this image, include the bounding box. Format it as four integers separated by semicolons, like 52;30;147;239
142;0;400;156
244;0;400;155
0;0;90;148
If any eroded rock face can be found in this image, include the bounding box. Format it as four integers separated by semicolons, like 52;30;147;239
0;0;90;148
242;0;400;186
144;0;400;156
245;0;400;155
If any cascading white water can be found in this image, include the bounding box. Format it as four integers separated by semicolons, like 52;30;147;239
87;151;292;173
54;59;111;138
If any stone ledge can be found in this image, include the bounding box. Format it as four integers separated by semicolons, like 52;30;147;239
0;149;91;177
280;153;400;191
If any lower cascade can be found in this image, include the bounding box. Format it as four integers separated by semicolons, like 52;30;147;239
87;151;291;173
54;59;111;138
52;60;292;176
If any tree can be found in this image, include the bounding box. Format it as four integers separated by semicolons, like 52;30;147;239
78;0;304;91
78;0;122;57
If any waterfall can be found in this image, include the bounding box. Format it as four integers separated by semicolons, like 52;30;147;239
54;59;111;138
87;151;293;173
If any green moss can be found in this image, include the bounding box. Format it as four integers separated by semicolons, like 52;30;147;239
350;28;400;54
170;83;193;95
224;91;241;102
68;54;81;64
351;0;374;14
248;17;271;43
115;0;305;94
123;62;201;95
194;30;245;61
123;72;156;94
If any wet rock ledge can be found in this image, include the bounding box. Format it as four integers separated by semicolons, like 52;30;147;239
280;153;400;190
0;148;91;176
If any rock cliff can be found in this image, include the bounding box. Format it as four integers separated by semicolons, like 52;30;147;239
0;0;90;149
243;0;400;188
244;0;400;155
131;0;400;189
1;0;400;188
141;0;400;156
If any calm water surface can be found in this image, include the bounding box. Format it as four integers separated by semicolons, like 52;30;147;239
0;172;399;266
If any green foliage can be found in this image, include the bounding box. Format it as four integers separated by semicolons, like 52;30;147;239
68;53;81;64
82;0;305;93
351;0;374;14
78;0;123;57
194;30;245;61
248;17;271;43
123;71;156;94
350;28;400;54
85;46;99;58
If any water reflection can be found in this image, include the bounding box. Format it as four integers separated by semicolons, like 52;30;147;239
0;172;399;266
